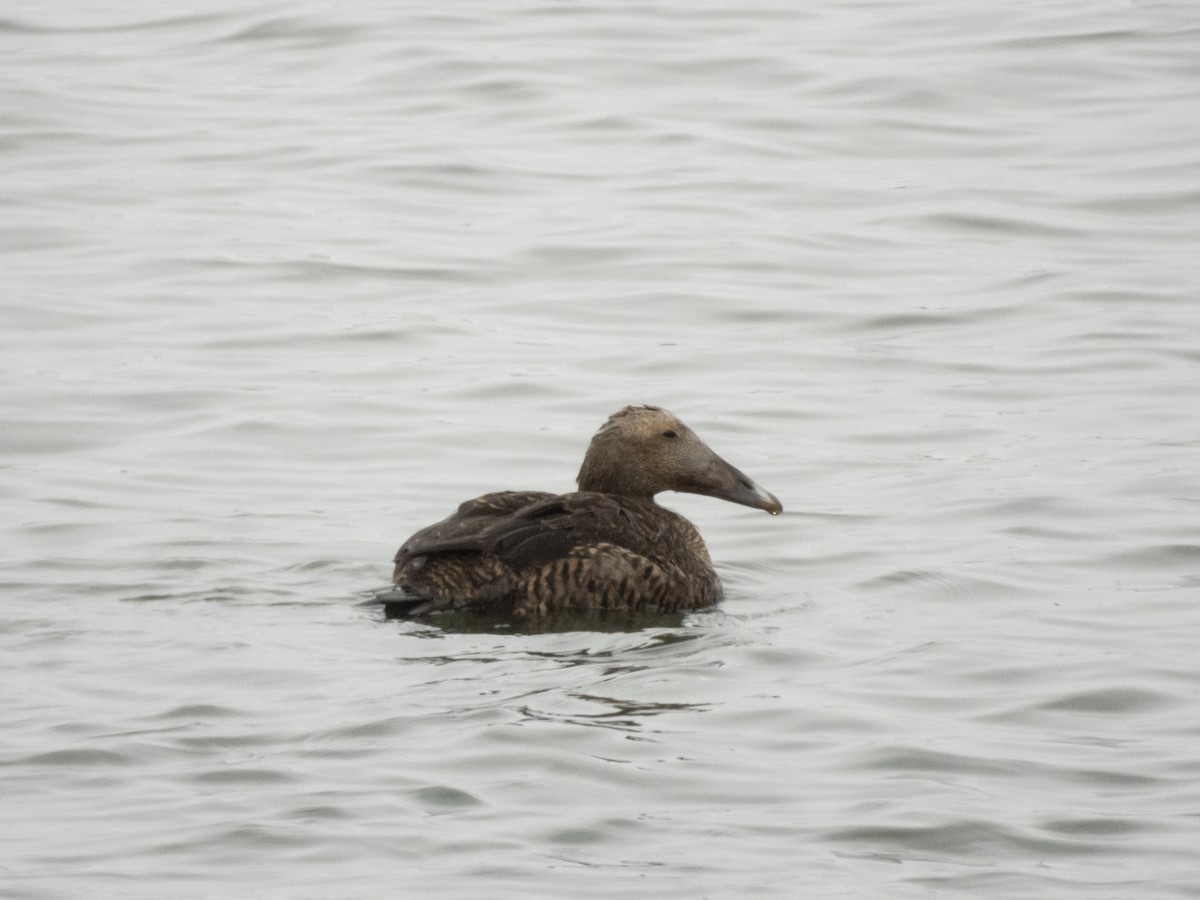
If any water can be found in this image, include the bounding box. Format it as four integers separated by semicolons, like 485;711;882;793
3;1;1200;896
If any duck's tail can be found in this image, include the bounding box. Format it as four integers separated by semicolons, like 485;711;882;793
362;587;437;618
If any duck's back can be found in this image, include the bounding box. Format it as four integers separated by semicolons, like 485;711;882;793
391;490;719;616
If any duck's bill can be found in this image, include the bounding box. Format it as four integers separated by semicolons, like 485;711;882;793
690;457;783;515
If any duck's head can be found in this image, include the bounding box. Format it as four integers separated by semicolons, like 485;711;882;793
576;405;782;514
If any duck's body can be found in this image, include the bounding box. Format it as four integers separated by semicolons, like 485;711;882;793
386;406;781;618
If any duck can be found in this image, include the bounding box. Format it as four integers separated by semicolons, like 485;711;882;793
381;405;781;618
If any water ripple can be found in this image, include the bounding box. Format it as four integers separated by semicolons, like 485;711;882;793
4;0;1200;896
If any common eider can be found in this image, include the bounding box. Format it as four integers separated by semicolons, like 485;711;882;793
382;405;781;618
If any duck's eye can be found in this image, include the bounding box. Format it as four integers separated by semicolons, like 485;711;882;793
662;429;678;439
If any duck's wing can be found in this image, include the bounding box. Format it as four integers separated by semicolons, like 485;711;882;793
480;492;651;569
394;491;557;561
395;491;660;568
385;491;558;615
474;493;712;615
390;492;711;615
457;491;559;518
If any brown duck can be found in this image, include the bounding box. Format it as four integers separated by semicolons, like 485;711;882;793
383;405;782;618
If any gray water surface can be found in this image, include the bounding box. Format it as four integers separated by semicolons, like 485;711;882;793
3;1;1200;897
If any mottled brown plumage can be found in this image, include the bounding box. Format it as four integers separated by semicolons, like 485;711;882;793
385;406;781;618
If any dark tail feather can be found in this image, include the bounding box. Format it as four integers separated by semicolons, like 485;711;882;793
368;587;437;618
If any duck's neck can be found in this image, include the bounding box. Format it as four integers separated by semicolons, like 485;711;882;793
577;449;658;499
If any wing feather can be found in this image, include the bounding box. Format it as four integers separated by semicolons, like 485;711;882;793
395;491;556;560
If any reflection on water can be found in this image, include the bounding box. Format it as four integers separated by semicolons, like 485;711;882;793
382;602;690;636
516;692;712;733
